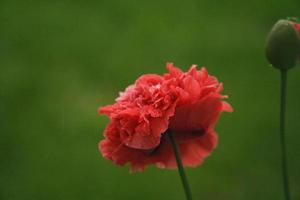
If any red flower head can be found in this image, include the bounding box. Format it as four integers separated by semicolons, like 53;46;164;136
99;63;232;172
292;22;300;35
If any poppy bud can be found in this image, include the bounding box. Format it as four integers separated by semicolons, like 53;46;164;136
266;19;300;70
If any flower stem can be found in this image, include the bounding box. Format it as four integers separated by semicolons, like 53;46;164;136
167;130;193;200
279;69;290;200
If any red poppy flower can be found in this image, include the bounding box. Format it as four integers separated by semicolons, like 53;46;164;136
291;20;300;35
99;63;232;172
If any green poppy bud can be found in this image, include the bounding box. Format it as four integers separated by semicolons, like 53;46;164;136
266;19;300;70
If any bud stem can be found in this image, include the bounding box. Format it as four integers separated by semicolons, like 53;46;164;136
279;69;291;200
167;130;193;200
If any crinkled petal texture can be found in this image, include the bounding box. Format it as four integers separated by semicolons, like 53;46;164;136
99;63;233;172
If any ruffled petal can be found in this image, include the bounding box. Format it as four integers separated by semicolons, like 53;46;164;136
169;96;224;131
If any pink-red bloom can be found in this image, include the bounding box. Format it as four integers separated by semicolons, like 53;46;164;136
99;63;232;172
292;22;300;35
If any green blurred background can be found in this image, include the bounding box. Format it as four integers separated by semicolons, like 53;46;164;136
1;0;300;199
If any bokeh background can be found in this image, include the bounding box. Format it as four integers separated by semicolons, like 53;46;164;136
1;0;300;199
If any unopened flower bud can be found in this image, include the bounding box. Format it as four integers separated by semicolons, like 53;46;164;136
266;19;300;70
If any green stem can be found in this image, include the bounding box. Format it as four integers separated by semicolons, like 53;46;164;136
167;130;193;200
279;69;290;200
